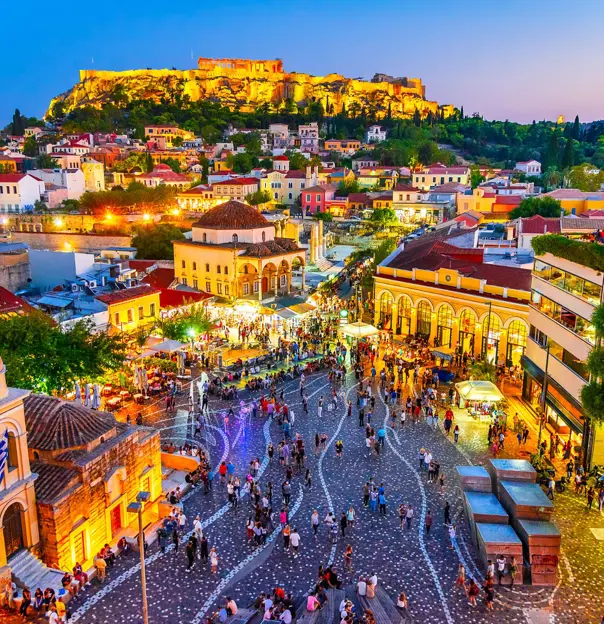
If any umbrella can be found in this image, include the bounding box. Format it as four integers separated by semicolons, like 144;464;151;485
84;384;92;408
92;384;101;410
432;349;453;362
455;380;504;403
74;382;82;405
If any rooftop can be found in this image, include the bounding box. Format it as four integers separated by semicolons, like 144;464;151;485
193;200;269;230
95;284;159;305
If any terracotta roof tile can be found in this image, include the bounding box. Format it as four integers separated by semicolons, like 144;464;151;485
31;461;81;504
192;200;268;230
96;284;159;305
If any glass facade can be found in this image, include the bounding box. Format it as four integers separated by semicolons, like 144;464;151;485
436;305;453;348
529;324;589;380
531;290;595;345
396;296;412;335
417;301;432;337
533;259;601;305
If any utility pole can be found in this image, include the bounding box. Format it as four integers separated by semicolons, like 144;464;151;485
538;344;550;454
127;491;151;624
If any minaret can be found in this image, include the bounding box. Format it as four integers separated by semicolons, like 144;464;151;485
0;356;7;400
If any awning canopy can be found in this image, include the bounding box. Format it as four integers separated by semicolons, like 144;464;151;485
455;380;504;403
432;349;453;361
338;321;380;339
275;308;296;320
36;296;73;309
288;303;316;315
149;339;187;354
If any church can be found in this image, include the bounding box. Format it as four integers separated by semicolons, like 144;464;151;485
0;359;162;586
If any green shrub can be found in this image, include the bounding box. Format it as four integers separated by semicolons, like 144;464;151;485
531;234;604;272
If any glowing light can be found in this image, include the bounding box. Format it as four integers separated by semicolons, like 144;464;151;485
53;217;64;228
0;217;8;225
143;213;151;222
105;212;113;222
187;328;197;338
171;208;180;216
63;241;72;251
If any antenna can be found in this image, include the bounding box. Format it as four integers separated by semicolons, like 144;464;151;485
91;56;94;65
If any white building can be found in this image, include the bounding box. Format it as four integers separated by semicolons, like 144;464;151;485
28;168;85;201
365;125;387;143
269;123;291;149
298;122;319;152
0;173;44;213
515;160;542;176
412;165;470;190
523;242;604;467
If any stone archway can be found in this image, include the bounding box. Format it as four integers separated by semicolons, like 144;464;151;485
3;502;24;559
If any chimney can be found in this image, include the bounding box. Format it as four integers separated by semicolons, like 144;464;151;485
0;357;7;400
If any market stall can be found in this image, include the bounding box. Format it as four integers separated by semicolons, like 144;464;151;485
455;380;505;416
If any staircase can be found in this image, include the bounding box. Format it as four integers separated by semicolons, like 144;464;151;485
9;549;66;593
313;257;334;272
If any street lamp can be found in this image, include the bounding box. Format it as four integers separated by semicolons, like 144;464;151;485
127;491;151;624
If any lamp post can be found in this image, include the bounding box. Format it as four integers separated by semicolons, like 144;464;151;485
127;491;151;624
537;344;550;453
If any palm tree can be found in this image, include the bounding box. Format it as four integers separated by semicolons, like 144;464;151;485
468;361;497;384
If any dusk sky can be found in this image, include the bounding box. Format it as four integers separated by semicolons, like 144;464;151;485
3;0;604;127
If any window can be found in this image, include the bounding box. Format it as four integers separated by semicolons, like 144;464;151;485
217;266;221;274
288;193;293;200
531;290;595;344
232;234;238;243
253;281;259;293
378;291;394;328
547;337;589;380
202;233;207;243
114;312;120;325
533;259;602;305
193;279;198;289
127;309;133;323
181;277;188;286
280;274;286;286
306;194;311;201
417;301;432;337
150;303;156;317
224;284;229;295
7;432;18;471
316;194;321;202
138;306;144;320
217;283;223;294
262;232;266;242
288;182;293;189
243;283;249;295
206;281;211;293
192;262;197;271
205;263;210;272
436;305;453;348
506;320;528;366
224;266;229;275
181;260;186;269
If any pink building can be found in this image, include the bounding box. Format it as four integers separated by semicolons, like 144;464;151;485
302;184;338;214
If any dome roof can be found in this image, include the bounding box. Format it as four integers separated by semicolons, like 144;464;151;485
24;395;117;451
153;163;172;171
193;200;269;230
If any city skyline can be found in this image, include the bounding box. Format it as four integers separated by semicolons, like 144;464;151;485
3;0;604;127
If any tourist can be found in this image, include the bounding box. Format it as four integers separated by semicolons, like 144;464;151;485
466;579;480;607
210;547;218;574
454;564;466;591
290;528;301;557
94;553;107;583
425;509;433;535
496;554;506;584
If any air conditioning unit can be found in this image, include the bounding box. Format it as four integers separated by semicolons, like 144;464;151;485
71;284;79;292
88;280;97;288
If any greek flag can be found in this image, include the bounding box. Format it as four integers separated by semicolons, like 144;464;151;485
0;429;8;482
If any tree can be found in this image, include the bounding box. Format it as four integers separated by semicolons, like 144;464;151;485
155;304;213;341
37;154;58;169
161;157;182;173
561;138;574;170
314;212;333;222
0;312;127;394
469;361;497;383
131;224;186;260
572;115;581;141
544;131;559;170
172;136;183;147
470;165;485;189
23;135;37;157
33;199;48;213
565;163;604;192
145;152;154;173
245;189;272;207
287;151;309;171
370;208;397;224
12;109;24;136
336;179;362;197
373;237;397;265
509;196;563;219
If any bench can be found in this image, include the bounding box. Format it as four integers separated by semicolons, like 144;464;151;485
296;588;345;624
227;608;256;623
358;586;404;624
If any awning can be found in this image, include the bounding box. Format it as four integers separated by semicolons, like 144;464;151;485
338;321;380;339
288;303;316;315
455;380;504;402
275;308;297;320
150;339;187;353
432;349;453;361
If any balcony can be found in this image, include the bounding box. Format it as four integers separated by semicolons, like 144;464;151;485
532;275;596;321
528;306;592;362
526;338;586;403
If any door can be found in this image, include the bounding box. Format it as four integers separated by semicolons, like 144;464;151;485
110;505;122;538
3;503;24;559
262;277;268;293
73;530;86;565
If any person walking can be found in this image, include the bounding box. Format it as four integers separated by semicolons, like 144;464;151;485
378;491;387;516
444;501;451;525
210;547;218;574
425;510;433;535
340;512;348;537
405;505;414;529
290;529;301;558
311;510;320;539
186;539;196;571
344;544;353;573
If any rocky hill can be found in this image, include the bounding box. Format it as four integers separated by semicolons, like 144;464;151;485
48;57;454;120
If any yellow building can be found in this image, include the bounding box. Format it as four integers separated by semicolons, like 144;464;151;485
149;150;188;169
144;124;195;149
81;157;105;191
96;284;160;332
543;189;604;214
174;200;306;300
373;235;531;365
0;358;39;570
412;165;470;190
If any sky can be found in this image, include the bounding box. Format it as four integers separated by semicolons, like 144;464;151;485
2;0;604;128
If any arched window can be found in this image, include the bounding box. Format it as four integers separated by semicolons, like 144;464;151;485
202;233;207;243
232;234;238;244
436;305;453;348
224;266;229;275
482;314;502;364
7;432;18;472
396;296;412;335
506;320;528;366
459;309;477;355
262;231;266;242
379;291;394;329
417;301;432;337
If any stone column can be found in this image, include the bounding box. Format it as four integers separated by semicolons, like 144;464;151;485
301;266;306;290
287;272;292;294
273;271;278;296
317;220;324;260
410;308;418;336
451;319;460;354
428;313;437;346
258;279;263;302
498;330;508;366
310;224;317;264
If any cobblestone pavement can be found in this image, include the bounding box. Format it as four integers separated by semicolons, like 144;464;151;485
15;366;604;624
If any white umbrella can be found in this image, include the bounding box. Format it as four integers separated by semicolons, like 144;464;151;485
84;384;92;408
92;384;101;410
74;382;82;405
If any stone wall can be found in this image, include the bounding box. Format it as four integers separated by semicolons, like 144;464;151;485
11;231;132;253
0;252;30;291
